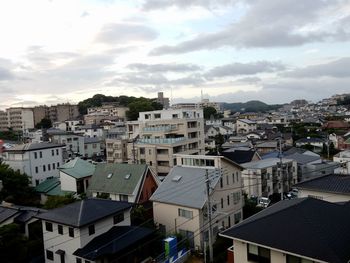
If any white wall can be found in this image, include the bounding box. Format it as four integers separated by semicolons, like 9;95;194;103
59;171;77;192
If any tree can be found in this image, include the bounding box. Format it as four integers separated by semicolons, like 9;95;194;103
43;194;76;209
0;162;38;206
35;118;52;129
0;224;28;262
203;107;217;119
126;98;163;120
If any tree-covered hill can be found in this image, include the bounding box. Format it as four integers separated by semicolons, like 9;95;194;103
223;100;282;113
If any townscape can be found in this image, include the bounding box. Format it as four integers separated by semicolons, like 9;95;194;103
1;92;350;263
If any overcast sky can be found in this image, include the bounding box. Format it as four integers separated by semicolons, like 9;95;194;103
1;0;350;109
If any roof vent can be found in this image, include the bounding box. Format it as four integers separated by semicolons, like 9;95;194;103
107;173;113;179
172;175;182;182
125;174;131;180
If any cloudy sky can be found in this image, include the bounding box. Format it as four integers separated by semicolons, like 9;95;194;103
1;0;350;109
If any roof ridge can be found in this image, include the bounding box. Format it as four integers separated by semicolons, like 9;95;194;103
77;200;85;226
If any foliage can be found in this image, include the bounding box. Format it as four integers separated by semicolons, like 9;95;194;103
212;236;232;263
243;197;263;219
321;142;339;159
0;130;22;141
35;118;52;129
337;95;350;106
203;106;217;119
131;205;154;227
223;100;282;113
43;194;76;209
0;162;39;206
126;98;163;120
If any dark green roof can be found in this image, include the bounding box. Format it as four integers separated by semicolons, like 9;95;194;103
59;158;96;179
35;177;60;193
89;163;148;195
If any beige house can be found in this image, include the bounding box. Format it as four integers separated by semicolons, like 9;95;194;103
236;119;257;134
220;198;350;263
151;155;243;251
294;173;350;202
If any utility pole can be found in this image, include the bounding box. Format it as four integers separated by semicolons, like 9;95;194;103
205;169;214;263
278;138;284;200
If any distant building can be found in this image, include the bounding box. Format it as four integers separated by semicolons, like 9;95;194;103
33;104;79;125
154;92;169;109
3;142;64;186
0;107;34;131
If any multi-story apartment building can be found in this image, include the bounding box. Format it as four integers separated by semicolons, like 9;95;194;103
106;138;129;163
125;109;205;177
241;158;297;198
154;92;169;109
2;142;64;186
0;107;35;131
33;104;79;125
151;154;244;251
87;104;128;118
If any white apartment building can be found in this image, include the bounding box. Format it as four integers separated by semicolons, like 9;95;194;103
87;105;128;118
151;154;244;251
0;107;34;131
125;109;205;177
2;142;64;186
241;158;297;198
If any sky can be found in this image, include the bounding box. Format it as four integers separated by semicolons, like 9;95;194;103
1;0;350;109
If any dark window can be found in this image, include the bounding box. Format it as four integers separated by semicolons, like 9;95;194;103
286;255;313;263
226;175;229;185
227;195;230;206
88;225;95;235
46;250;54;260
114;213;124;224
40;151;43;158
48;164;51;171
58;225;63;235
220;177;223;188
247;244;270;263
35;179;39;186
34;152;38;159
69;227;74;237
45;222;53;232
76;258;82;263
35;167;38;173
221;198;224;209
53;163;56;169
43;165;46;172
57;162;60;168
56;149;59;155
52;150;54;156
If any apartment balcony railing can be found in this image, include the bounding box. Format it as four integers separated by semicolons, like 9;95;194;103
142;125;177;132
138;137;186;144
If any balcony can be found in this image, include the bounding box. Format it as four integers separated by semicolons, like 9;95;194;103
138;137;186;144
142;125;177;133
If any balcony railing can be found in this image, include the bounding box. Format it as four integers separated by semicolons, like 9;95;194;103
138;137;186;144
142;125;177;132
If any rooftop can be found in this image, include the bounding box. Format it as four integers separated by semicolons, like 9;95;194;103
4;142;64;152
36;198;132;227
242;157;293;169
59;158;96;179
221;198;350;263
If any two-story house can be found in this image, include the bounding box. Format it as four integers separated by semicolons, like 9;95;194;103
89;163;159;203
151;154;243;251
3;142;64;186
36;198;155;263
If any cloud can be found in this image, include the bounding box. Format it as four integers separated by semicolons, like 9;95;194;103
127;62;201;72
95;23;158;44
150;0;350;55
142;0;233;10
0;67;14;80
283;57;350;78
206;61;285;78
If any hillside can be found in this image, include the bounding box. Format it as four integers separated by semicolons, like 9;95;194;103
223;100;282;113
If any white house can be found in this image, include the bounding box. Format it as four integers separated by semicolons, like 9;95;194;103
36;198;155;263
151;155;243;251
3;142;64;186
236;119;257;134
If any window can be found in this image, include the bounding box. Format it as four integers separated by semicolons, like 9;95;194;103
148;149;152;155
286;255;313;263
234;212;241;224
120;195;128;201
227;195;230;206
52;149;54;156
35;167;38;173
247;244;270;263
45;222;53;232
236;172;239;182
43;165;46;172
69;227;74;237
93;143;97;149
139;148;145;154
48;164;51;171
34;152;38;159
220;177;223;188
178;208;193;219
57;162;60;168
233;192;241;205
53;163;56;169
221;198;224;209
226;175;229;185
76;259;82;263
88;225;95;235
35;179;39;186
46;250;54;260
56;149;59;155
58;225;63;235
114;213;124;224
232;173;235;183
40;151;42;158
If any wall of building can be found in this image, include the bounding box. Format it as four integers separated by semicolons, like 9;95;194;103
298;189;350;203
59;171;77;192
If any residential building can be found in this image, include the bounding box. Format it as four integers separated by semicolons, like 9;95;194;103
294;173;350;202
33;104;79;125
35;177;73;204
36;198;155;263
48;130;85;159
220;198;350;263
87;104;128;118
236;119;257;134
89;163;159;203
59;158;96;194
106;138;128;163
295;137;325;153
74;124;105;138
197;98;222;112
333;150;350;163
241;158;297;198
83;137;103;158
151;154;243;251
0;107;34;131
2;142;64;186
154;91;169;109
222;149;261;165
126;109;205;177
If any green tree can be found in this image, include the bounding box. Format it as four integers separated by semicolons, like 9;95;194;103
126;98;163;120
203;107;217;119
0;224;28;262
43;194;76;209
35;118;52;129
0;162;38;206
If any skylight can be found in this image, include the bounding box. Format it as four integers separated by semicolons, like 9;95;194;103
172;175;182;182
107;173;113;179
125;174;131;180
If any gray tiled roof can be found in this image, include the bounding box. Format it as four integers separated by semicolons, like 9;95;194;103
36;198;132;227
285;152;320;165
5;142;64;152
221;198;350;263
294;174;350;195
150;166;220;209
0;206;19;223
